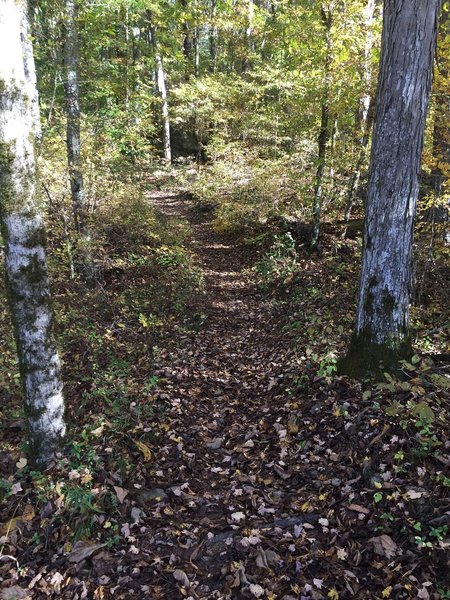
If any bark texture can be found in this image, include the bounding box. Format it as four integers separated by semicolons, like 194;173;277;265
0;0;65;466
340;0;441;376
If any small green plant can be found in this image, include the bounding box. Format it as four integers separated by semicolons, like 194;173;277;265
317;354;337;379
254;232;299;285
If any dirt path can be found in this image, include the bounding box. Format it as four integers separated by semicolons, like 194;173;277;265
111;192;448;599
136;192;305;597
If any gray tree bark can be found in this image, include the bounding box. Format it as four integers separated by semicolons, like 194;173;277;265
339;0;442;377
0;0;66;466
310;3;333;249
65;0;95;283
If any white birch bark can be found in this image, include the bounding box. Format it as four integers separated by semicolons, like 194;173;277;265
0;0;65;465
149;21;172;163
340;0;441;375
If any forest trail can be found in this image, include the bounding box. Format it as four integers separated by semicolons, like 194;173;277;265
138;190;311;595
78;191;448;599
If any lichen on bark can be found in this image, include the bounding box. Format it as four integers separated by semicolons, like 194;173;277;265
0;0;66;467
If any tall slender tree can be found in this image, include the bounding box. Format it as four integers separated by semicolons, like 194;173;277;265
311;3;333;249
342;0;376;234
0;0;66;465
148;15;172;163
65;0;95;283
339;0;442;376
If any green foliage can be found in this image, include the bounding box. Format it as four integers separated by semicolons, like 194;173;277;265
255;232;299;285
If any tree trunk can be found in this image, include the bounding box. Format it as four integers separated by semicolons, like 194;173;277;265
339;0;441;377
342;0;376;234
65;0;95;284
431;3;449;243
209;0;218;72
0;0;66;466
148;18;172;164
180;0;193;79
194;26;200;78
242;0;254;73
310;4;333;249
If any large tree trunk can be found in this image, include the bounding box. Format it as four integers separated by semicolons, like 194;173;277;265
0;0;66;466
310;4;333;249
65;0;95;284
339;0;441;377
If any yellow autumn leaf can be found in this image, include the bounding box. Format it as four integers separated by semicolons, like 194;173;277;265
21;504;35;522
0;517;19;536
134;440;152;462
382;586;392;598
328;588;339;599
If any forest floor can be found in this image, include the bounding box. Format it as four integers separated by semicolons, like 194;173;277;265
0;190;449;600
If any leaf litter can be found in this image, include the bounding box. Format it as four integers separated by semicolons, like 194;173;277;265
0;191;448;599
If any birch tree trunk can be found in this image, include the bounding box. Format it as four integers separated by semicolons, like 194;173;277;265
310;4;333;249
339;0;441;377
65;0;95;284
0;0;66;466
149;20;172;164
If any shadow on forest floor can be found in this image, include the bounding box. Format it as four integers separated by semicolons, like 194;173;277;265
0;190;449;599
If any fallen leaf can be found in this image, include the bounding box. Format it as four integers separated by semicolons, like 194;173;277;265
21;505;35;522
134;440;152;462
230;511;246;522
173;569;190;588
369;534;399;559
50;572;64;593
15;458;27;469
0;517;19;536
346;504;370;515
406;489;424;500
68;541;106;563
113;486;129;504
11;482;23;495
249;583;265;598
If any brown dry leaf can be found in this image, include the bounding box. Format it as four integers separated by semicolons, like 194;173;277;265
22;505;35;522
68;541;107;563
369;534;399;559
113;486;129;504
346;504;370;515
